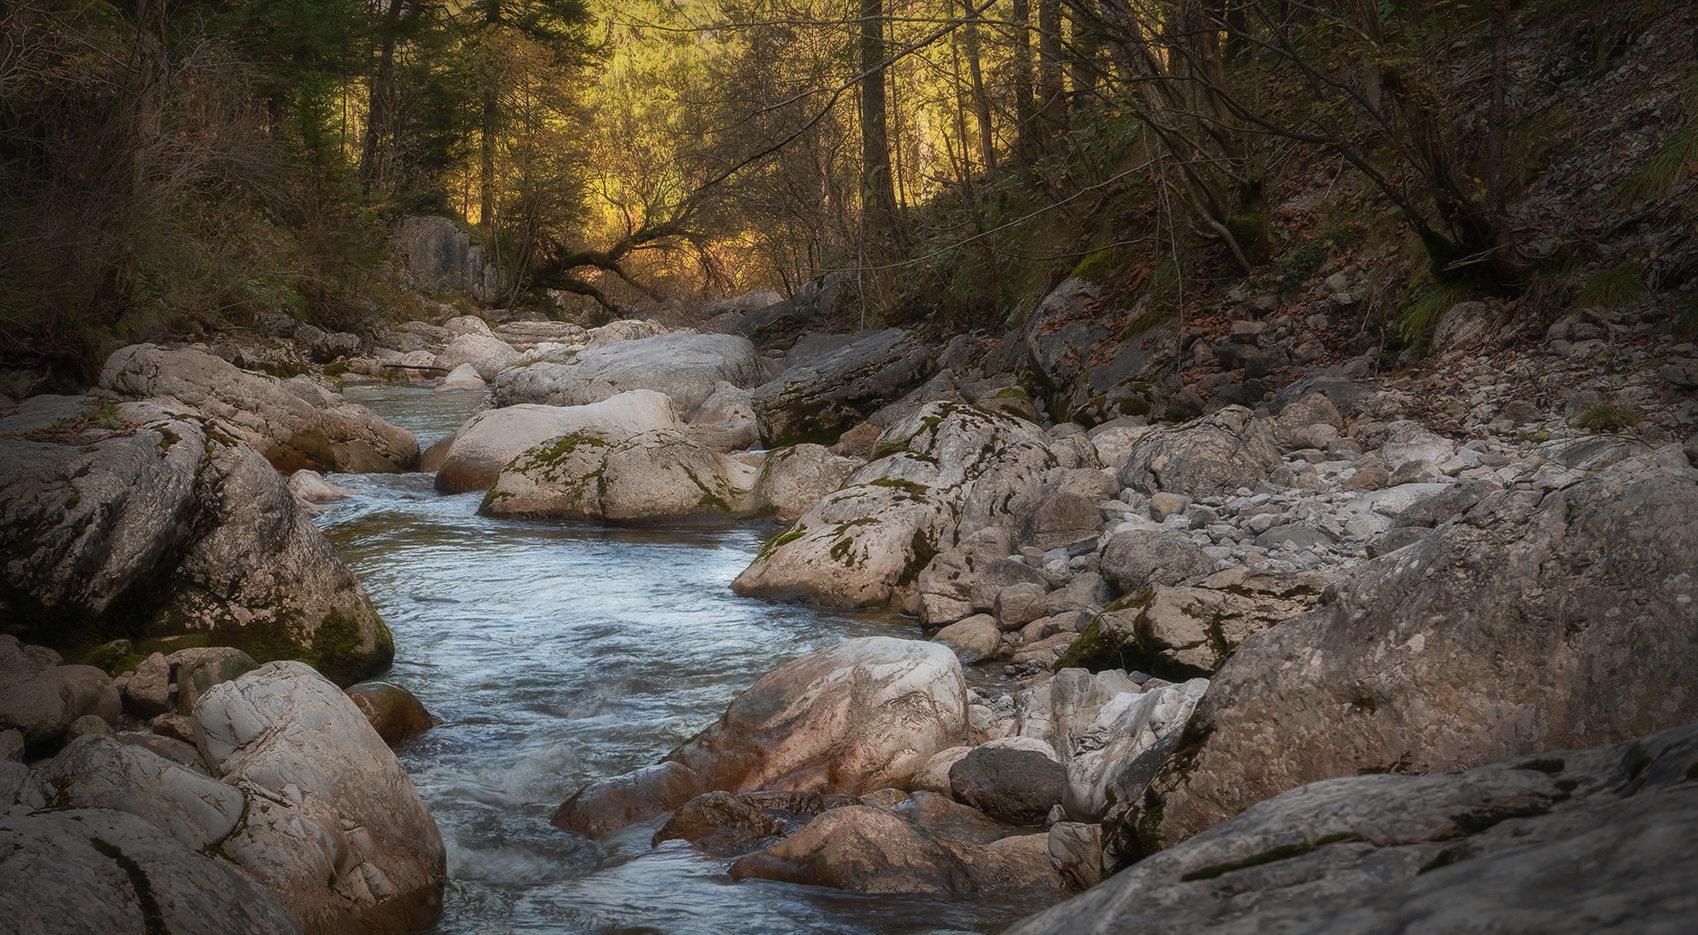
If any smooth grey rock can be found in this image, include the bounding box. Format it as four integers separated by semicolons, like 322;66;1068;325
345;682;437;747
0;728;22;762
20;735;242;849
750;329;934;447
752;444;860;522
970;558;1052;612
691;379;758;425
933;615;1003;665
1100;531;1214;595
432;362;487;393
287;469;356;502
66;713;114;740
0;808;301;935
167;647;258;716
1014;723;1698;935
1;662;117;746
1134;461;1698;849
1390;479;1499;528
99;345;417;473
0;403;391;685
433;333;519;382
492;333;761;420
192;662;446;935
950;745;1067;824
1119;407;1282;499
911;745;973;795
996;582;1052;630
429;392;679;493
481;427;760;523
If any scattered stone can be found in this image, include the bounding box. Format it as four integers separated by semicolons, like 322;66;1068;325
933;615;1003;664
1099;531;1214;594
949;744;1067;825
346;682;437;746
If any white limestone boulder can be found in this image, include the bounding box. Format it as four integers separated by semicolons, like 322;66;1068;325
191;661;446;935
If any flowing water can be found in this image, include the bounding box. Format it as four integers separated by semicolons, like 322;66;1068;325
314;384;1043;935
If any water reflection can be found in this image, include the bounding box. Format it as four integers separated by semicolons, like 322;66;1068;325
318;384;1037;935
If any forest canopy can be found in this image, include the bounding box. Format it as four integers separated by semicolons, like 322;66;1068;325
2;0;1673;376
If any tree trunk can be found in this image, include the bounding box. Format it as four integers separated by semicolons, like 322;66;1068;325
1035;0;1066;151
1067;2;1100;111
1012;0;1037;180
479;0;502;230
360;0;408;192
859;0;900;249
960;0;995;177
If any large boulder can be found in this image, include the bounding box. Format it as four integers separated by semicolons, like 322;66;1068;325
345;682;436;746
916;526;1015;626
192;661;446;935
751;444;860;522
586;318;663;347
433;333;519;382
1099;530;1215;595
20;735;244;849
732;402;1050;608
728;805;1064;896
948;744;1067;824
1117;406;1281;499
0;404;391;684
1133;455;1698;851
1010;723;1698;935
99;346;418;473
1022;279;1107;397
0;808;302;935
750;329;934;447
492;319;589;350
0;638;119;746
393;215;507;301
429;391;679;493
552;637;968;838
492;333;761;420
481;427;761;523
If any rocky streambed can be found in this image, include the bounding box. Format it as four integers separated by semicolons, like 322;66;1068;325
3;297;1697;934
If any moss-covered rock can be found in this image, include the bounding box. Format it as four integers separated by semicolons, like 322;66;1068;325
0;399;392;686
482;426;762;524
